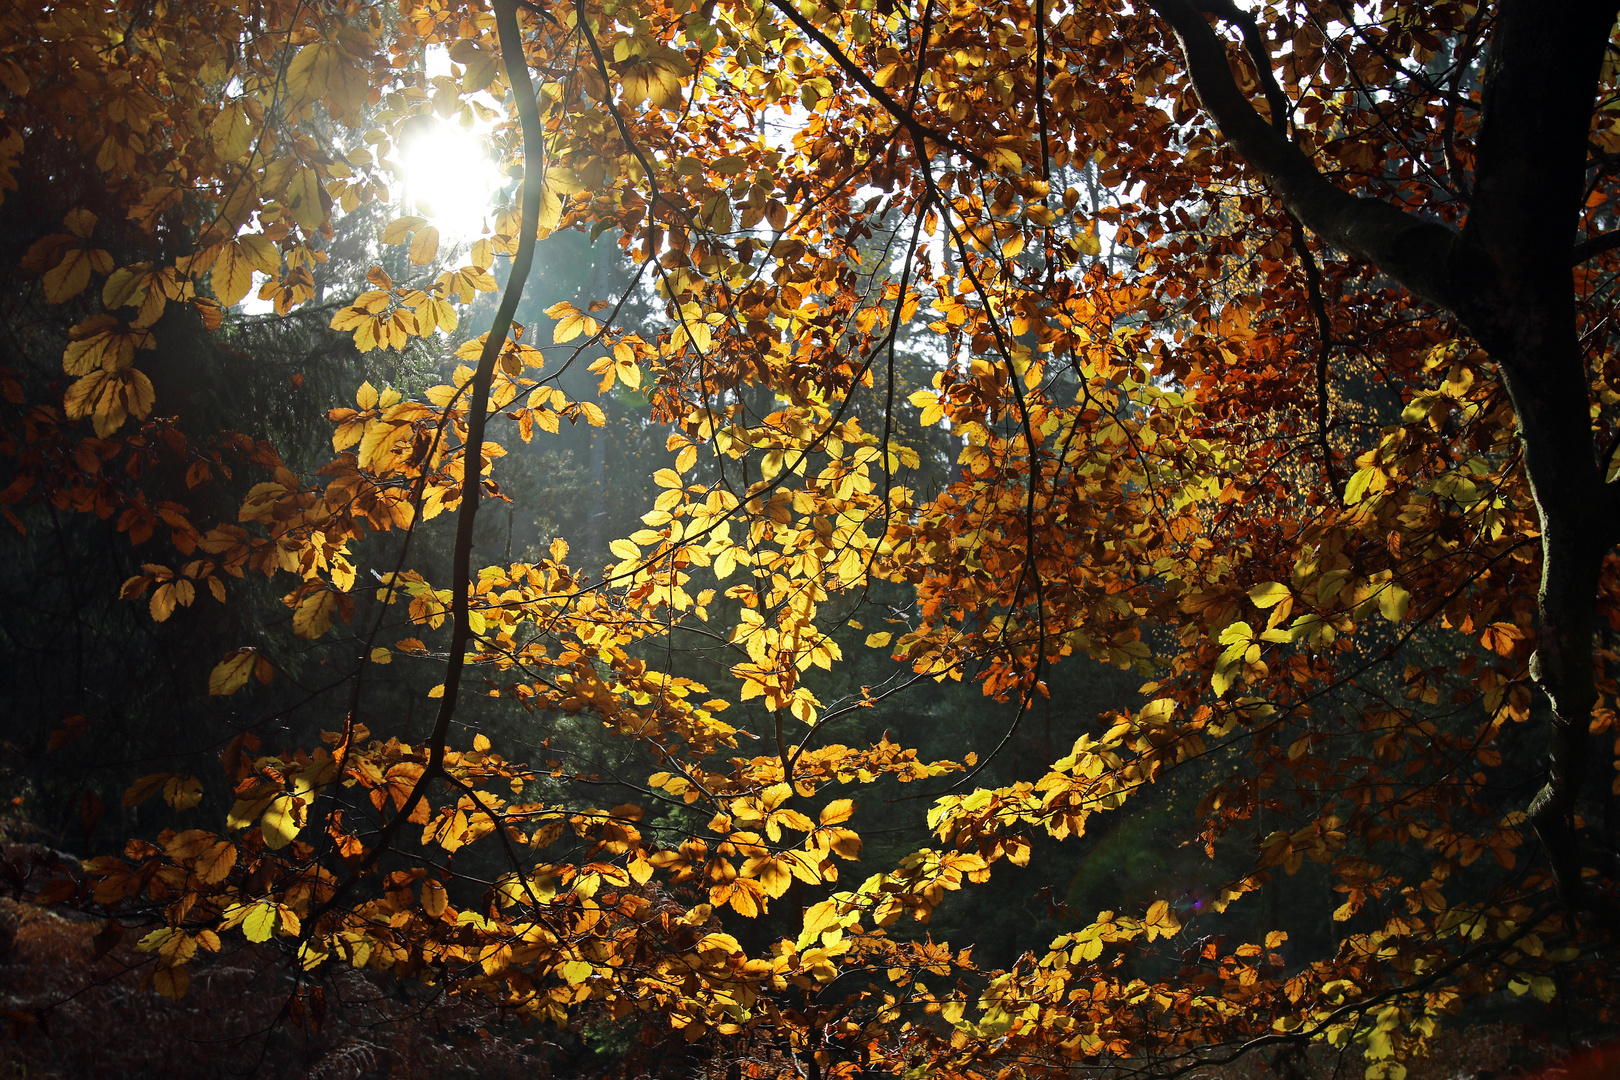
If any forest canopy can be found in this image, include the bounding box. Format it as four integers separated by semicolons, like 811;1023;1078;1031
2;0;1619;1077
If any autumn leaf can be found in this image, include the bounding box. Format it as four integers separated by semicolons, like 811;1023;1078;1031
210;242;256;307
163;775;203;811
382;216;428;245
409;225;440;266
209;651;258;696
260;795;302;849
151;964;190;1000
421;879;448;917
194;841;236;885
210;101;254;161
1247;581;1290;609
285;42;369;119
293;590;338;639
286;167;326;232
122;773;171;807
242;901;278;943
7;0;1620;1061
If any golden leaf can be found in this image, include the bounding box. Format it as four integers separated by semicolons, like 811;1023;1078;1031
260;794;302;849
293;591;338;639
151;965;190;1000
242;900;278;942
421;879;449;917
211;241;255;307
409;225;440;266
286;166;325;232
209;651;258;696
194;841;237;885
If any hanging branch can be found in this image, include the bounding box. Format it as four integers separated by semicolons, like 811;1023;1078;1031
309;0;545;918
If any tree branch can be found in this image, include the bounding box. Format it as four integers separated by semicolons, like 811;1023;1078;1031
308;0;545;921
764;0;987;170
1148;0;1460;310
1573;229;1620;264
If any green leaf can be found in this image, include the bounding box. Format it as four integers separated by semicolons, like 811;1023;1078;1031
1378;583;1411;623
242;900;278;943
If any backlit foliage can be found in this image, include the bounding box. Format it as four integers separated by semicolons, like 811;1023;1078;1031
2;0;1618;1077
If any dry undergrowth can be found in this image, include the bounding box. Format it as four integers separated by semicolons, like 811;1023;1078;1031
0;893;551;1080
0;885;1606;1080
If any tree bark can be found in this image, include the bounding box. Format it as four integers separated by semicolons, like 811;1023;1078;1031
1149;0;1620;914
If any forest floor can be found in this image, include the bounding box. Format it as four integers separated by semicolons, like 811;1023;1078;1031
0;891;1610;1080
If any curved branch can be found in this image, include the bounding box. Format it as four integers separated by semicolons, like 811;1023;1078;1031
1148;0;1459;310
309;0;545;920
1573;230;1620;264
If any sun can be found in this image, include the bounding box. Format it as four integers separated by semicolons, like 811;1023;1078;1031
397;120;504;242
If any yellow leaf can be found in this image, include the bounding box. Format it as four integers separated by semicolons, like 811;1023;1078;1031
421;879;449;917
560;959;593;984
382;216;428;245
260;795;302;849
1344;466;1380;505
211;242;254;307
286;42;340;105
242;900;278;942
236;233;280;274
865;632;892;648
163;775;203;811
286;166;325;232
798;899;840;946
43;248;100;302
536;183;562;236
148;578;193;621
293;591;338;639
369;646;392;664
63;319;153;375
409;225;440;266
210;102;253;161
819;799;855;825
152;964;190;1000
102;266;149;310
1247;581;1290;609
554;312;598;343
1378;584;1411;623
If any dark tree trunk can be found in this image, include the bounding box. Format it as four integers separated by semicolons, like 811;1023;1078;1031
1152;0;1620;917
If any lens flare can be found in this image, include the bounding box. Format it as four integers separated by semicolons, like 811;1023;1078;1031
398;122;502;241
